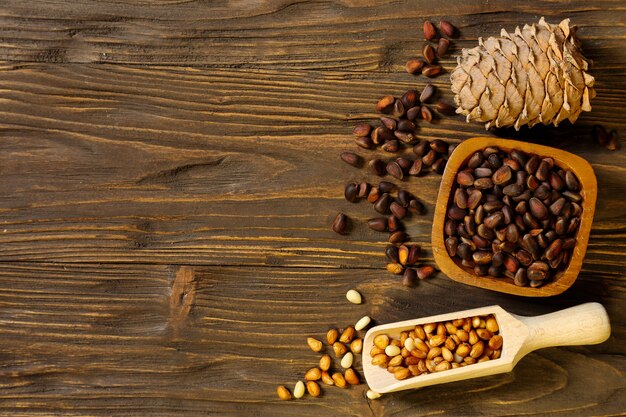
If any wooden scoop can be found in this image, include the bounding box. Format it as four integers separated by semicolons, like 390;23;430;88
362;303;610;394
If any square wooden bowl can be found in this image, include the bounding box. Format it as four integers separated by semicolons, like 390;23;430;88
431;137;597;297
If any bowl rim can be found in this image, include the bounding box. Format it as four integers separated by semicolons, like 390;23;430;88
431;137;597;297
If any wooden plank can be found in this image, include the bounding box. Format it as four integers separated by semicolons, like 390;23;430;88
0;263;623;416
0;1;624;68
0;64;624;270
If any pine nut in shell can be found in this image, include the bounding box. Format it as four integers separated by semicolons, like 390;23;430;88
307;337;323;352
394;367;411;380
370;346;384;357
326;329;338;345
305;367;322;381
306;381;321;397
388;355;404;367
333;342;347;357
321;371;334;385
319;354;331;371
371;353;388;367
277;385;291;401
332;372;347;388
374;334;390;349
344;368;360;385
350;338;363;354
339;326;355;344
489;335;503;350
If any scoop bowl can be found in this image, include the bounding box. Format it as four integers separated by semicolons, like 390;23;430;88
362;303;610;394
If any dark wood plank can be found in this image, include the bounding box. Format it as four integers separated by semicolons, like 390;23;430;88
0;64;624;270
0;263;623;416
0;0;624;69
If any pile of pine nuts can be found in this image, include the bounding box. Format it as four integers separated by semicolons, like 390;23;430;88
276;318;368;400
370;314;502;380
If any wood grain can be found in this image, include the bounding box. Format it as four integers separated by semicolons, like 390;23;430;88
0;64;624;269
0;263;623;416
0;0;624;415
0;0;624;69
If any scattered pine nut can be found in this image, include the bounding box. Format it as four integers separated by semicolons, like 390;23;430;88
326;329;339;345
350;338;363;354
307;337;323;352
340;352;354;369
344;368;360;385
319;354;331;371
346;289;362;304
366;389;382;400
293;381;305;399
277;385;291;400
355;315;371;331
306;381;321;397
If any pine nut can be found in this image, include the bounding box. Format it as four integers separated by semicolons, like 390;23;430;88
415;325;427;340
389;355;404;367
470;341;485;358
394;367;411;380
371;353;388;367
435;361;451;372
486;316;499;333
344;368;360;385
319;355;331;371
277;385;291;400
339;326;355;344
333;342;347;357
340;352;354;369
385;345;401;357
307;337;323;352
346;289;362;304
321;371;334;385
404;338;415;351
367;390;381;400
370;346;384;357
350;338;363;354
355;316;371;331
374;334;390;349
332;372;347;388
489;335;503;350
326;329;338;345
293;381;305;399
306;381;320;397
304;367;321;381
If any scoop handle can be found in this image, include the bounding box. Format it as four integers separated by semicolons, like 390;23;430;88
519;302;610;354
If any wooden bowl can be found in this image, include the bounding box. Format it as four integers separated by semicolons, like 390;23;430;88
431;137;597;297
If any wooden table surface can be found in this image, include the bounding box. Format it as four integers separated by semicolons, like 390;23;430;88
0;1;624;416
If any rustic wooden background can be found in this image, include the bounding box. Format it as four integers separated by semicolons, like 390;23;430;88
0;1;624;416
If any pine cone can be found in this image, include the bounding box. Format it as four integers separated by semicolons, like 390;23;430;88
451;18;595;130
